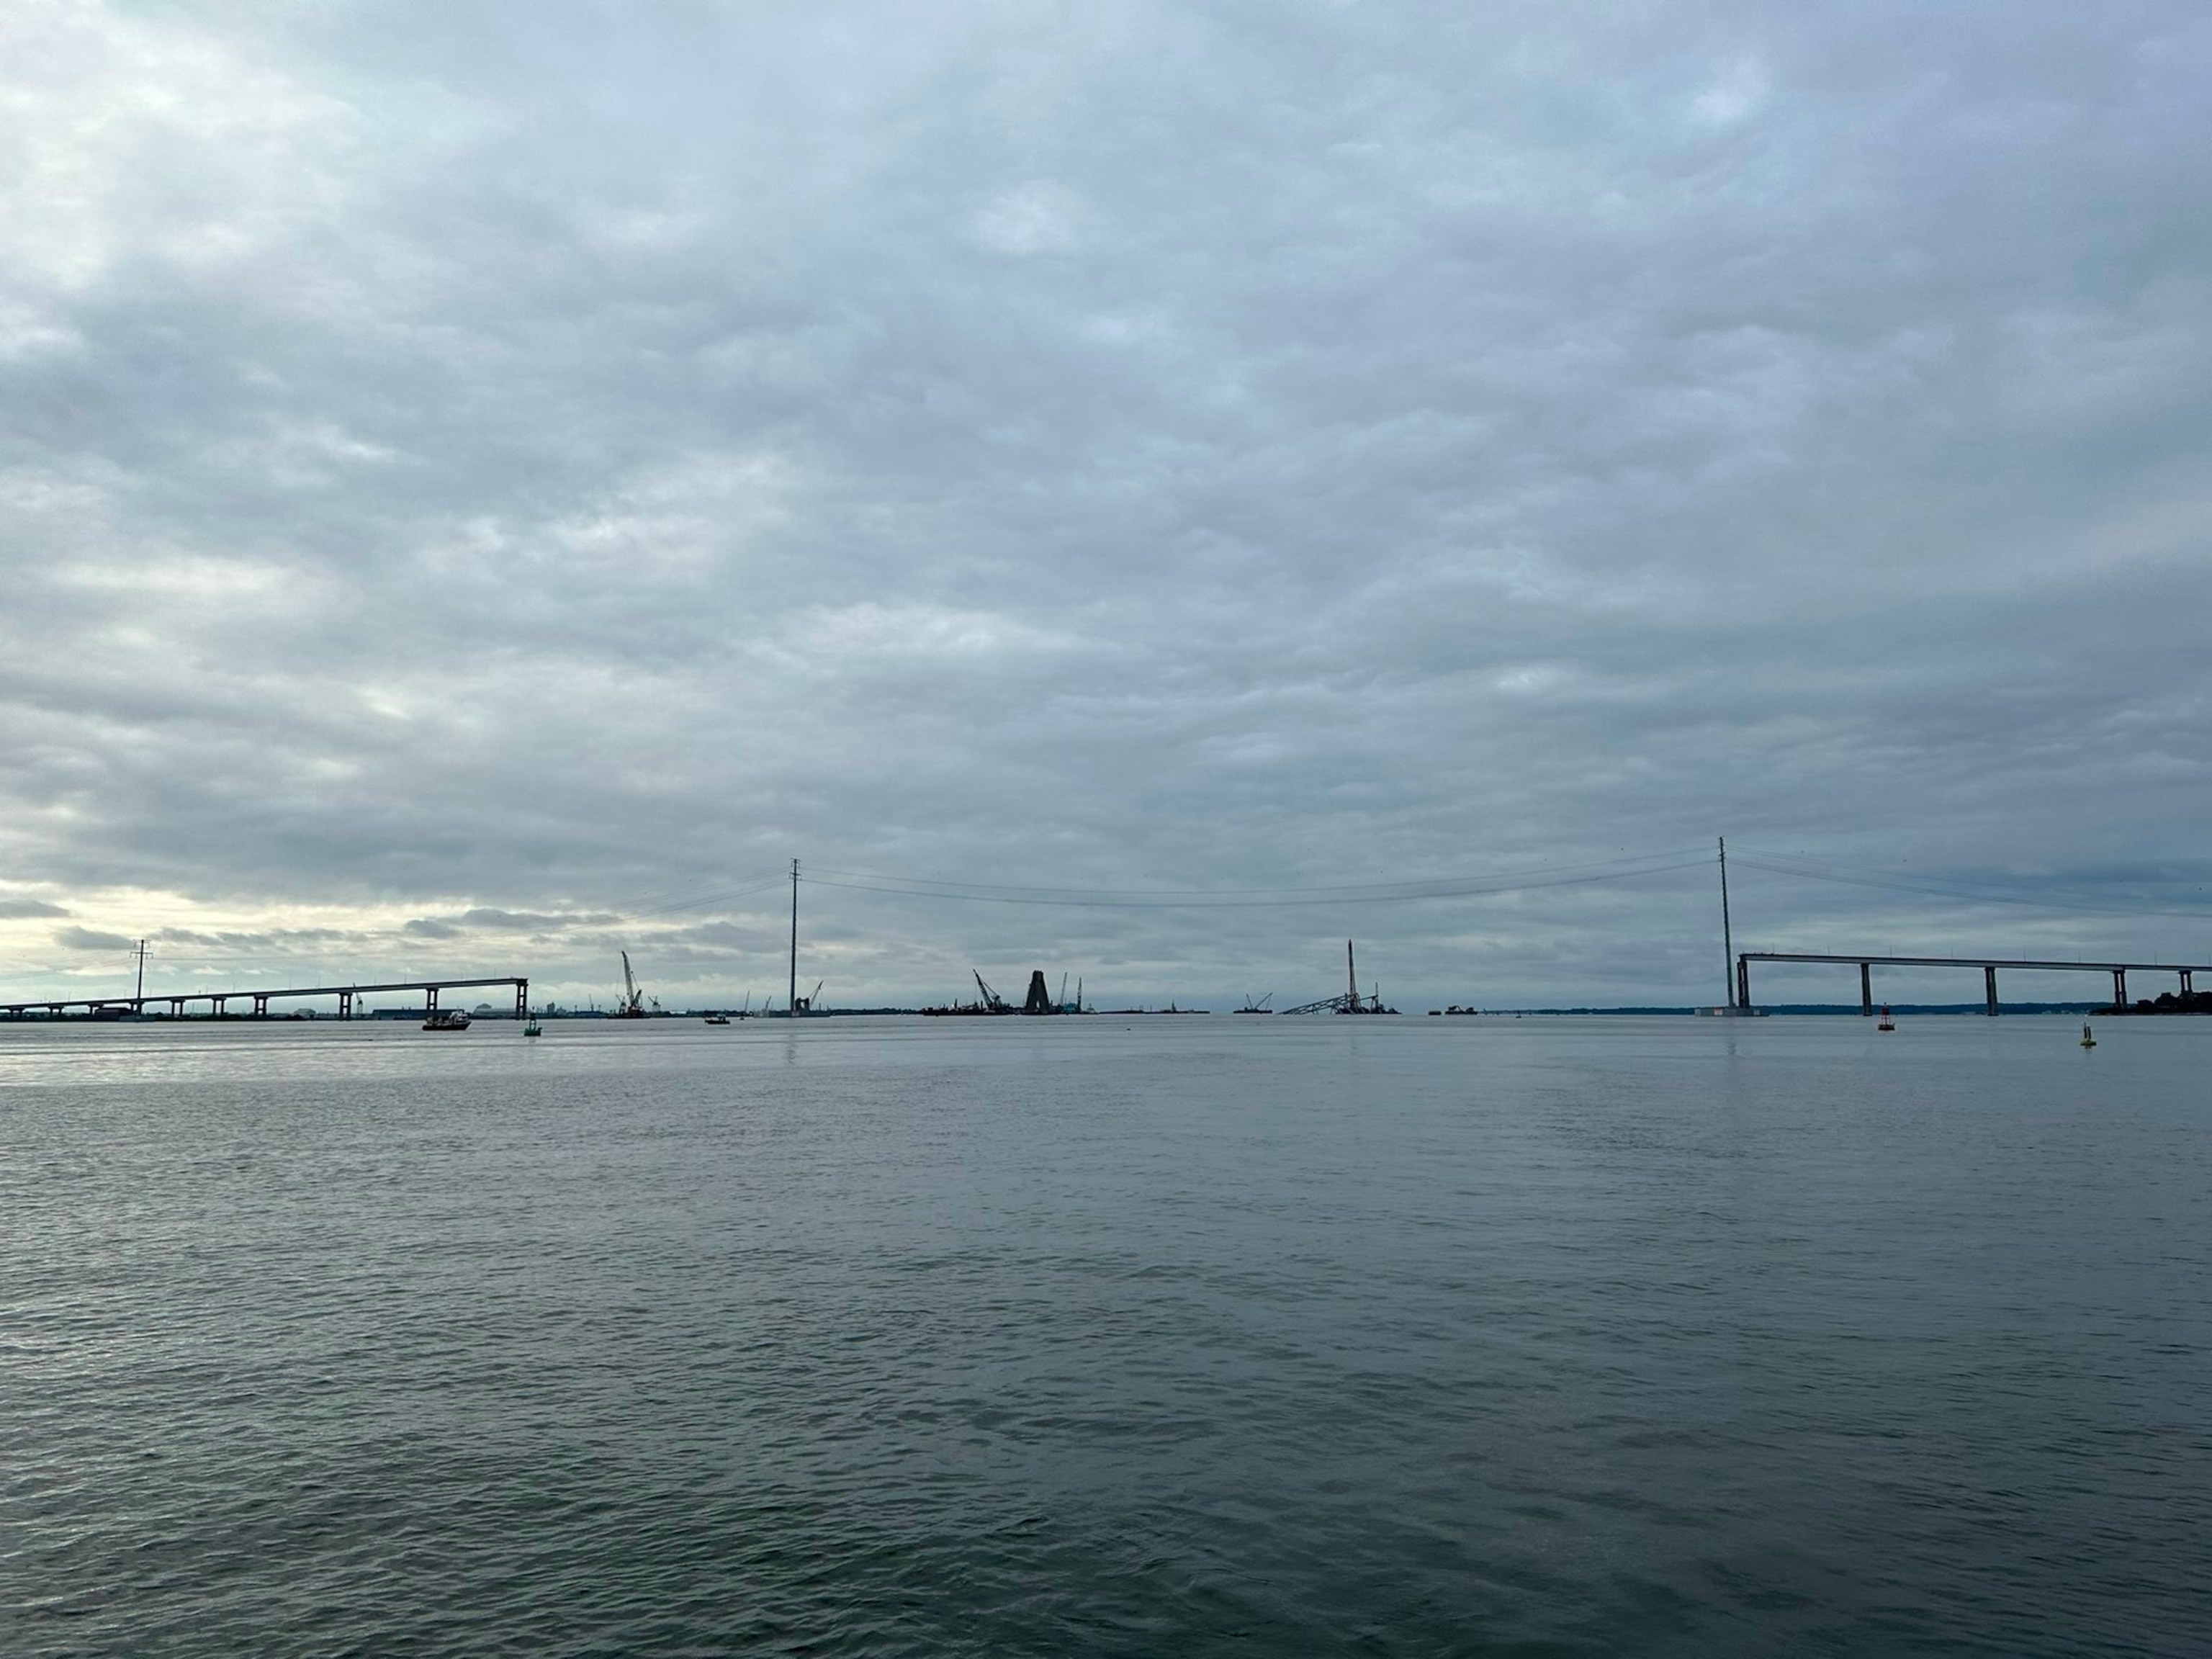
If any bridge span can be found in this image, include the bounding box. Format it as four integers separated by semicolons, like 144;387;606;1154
1735;953;2206;1016
1;976;529;1021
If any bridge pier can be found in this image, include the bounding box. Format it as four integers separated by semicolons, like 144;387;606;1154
214;997;228;1018
1741;953;2211;1013
426;986;439;1013
251;993;269;1018
515;979;529;1019
338;990;353;1020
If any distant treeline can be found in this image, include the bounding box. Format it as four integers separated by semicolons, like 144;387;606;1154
1493;1002;2107;1017
2103;989;2212;1016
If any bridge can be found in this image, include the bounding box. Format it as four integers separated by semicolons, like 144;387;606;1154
1;976;530;1021
1735;953;2206;1016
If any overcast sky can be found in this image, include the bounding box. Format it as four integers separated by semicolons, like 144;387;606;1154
3;0;2208;1010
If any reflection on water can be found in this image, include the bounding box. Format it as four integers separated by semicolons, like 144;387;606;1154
4;1016;2206;1656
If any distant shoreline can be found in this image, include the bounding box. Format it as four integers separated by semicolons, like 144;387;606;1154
1462;1002;2113;1017
16;1001;2204;1022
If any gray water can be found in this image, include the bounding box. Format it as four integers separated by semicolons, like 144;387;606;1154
3;1015;2206;1657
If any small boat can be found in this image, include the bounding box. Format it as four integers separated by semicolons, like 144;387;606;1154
1877;1007;1894;1032
2080;1023;2096;1049
423;1010;471;1031
703;1014;730;1025
523;1012;542;1037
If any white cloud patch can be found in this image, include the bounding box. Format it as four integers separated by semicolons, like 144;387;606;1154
975;180;1084;256
1692;58;1771;127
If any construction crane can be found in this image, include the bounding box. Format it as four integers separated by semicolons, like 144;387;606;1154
973;971;1010;1013
792;979;824;1014
616;951;647;1017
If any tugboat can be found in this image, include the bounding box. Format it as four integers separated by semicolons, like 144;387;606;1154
423;1009;471;1031
523;1010;541;1037
703;1012;730;1025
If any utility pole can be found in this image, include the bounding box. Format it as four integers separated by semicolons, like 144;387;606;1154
1718;838;1735;1008
1346;940;1357;1010
788;859;799;1015
135;939;146;1006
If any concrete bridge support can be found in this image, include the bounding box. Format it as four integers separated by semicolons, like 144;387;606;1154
1737;953;2211;1016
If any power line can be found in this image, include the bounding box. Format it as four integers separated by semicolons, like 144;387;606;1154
1730;850;2212;921
622;875;791;920
804;854;1713;910
804;847;1707;899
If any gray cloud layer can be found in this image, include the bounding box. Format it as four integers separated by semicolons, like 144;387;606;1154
3;1;2208;1007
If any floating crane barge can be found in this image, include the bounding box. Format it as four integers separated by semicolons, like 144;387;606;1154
922;969;1079;1016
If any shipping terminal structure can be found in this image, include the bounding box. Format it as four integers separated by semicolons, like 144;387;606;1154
922;971;1085;1016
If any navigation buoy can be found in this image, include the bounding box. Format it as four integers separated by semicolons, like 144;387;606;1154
2080;1023;2096;1049
1877;1006;1894;1032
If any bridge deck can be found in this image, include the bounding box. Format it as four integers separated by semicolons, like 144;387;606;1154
1741;953;2212;972
3;976;528;1018
1733;952;2198;1016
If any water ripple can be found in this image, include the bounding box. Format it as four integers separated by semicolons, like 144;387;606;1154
4;1017;2207;1655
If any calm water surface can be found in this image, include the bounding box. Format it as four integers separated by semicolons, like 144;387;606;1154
3;1016;2206;1656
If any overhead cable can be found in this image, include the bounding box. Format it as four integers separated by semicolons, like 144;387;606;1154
1730;850;2212;921
803;855;1712;910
